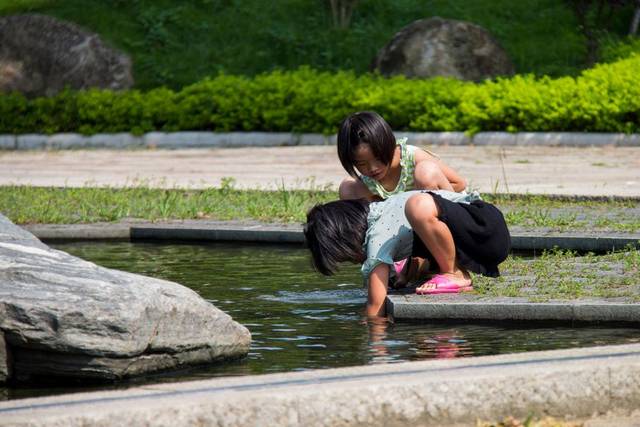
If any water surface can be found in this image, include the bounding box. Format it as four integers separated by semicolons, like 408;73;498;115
3;241;639;400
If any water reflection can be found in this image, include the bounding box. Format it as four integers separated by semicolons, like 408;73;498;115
365;317;472;364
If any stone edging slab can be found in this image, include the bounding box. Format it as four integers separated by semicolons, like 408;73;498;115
2;131;639;150
1;343;640;426
386;296;640;322
22;222;640;253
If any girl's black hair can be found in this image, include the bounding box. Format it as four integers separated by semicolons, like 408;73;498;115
337;111;396;178
303;199;370;276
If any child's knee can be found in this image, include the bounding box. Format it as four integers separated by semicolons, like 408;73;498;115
405;193;438;224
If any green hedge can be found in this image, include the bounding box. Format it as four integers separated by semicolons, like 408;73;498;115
1;56;639;135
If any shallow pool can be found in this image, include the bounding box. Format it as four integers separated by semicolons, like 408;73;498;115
3;241;639;400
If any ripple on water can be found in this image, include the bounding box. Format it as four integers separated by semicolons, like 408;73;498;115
290;308;334;314
268;335;320;342
260;289;366;305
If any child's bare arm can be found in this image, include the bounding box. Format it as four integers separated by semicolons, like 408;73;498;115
414;161;454;191
366;263;389;317
438;161;467;192
414;150;466;192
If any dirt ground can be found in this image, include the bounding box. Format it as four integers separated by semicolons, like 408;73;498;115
2;145;639;196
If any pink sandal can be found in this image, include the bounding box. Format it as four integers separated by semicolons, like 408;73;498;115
393;259;408;276
416;274;473;295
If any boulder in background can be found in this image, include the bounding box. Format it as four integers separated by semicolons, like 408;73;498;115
372;16;515;81
0;14;133;97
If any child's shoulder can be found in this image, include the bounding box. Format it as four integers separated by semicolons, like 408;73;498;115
411;144;440;162
399;138;437;160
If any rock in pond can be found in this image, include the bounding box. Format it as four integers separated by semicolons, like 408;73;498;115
0;214;251;383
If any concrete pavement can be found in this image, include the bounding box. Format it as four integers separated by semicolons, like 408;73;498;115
2;144;639;196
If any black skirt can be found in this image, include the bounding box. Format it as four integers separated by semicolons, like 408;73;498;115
412;193;511;277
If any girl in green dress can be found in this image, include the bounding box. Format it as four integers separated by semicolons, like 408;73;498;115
336;111;469;286
337;111;467;202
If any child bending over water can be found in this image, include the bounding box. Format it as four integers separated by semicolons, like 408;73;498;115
337;111;466;201
304;190;510;317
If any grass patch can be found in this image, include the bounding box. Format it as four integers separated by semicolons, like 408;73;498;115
1;186;639;234
0;183;335;225
484;194;640;233
473;247;640;301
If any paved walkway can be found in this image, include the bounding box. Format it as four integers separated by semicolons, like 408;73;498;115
2;145;639;196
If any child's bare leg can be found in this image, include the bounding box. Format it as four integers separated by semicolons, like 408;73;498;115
339;177;372;200
404;193;470;290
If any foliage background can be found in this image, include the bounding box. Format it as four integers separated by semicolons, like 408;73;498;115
0;0;635;89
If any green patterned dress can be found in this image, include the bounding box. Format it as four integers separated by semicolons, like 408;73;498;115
359;138;424;199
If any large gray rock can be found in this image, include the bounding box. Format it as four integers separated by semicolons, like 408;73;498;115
0;214;251;383
372;17;514;81
0;14;133;97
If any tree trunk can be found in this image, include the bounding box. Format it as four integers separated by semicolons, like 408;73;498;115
327;0;358;29
572;0;600;66
630;0;640;35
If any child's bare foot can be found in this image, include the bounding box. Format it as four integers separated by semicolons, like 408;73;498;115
415;270;472;294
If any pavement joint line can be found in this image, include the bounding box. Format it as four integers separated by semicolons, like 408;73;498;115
2;349;640;414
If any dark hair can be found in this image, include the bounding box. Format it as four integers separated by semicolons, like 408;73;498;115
303;199;370;275
337;111;396;178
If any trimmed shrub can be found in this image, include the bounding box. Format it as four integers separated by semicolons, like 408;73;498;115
0;57;638;135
